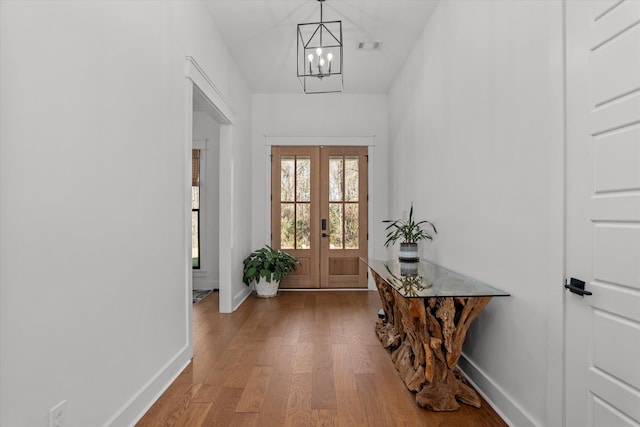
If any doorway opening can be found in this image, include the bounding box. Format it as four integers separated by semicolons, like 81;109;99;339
184;57;236;360
191;87;220;296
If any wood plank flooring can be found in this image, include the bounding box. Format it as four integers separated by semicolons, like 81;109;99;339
136;290;507;427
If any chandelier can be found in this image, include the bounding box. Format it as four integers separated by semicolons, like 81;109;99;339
297;0;343;94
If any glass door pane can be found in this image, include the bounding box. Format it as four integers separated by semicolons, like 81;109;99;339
280;155;312;250
327;155;360;250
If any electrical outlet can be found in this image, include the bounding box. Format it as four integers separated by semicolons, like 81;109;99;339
49;400;66;427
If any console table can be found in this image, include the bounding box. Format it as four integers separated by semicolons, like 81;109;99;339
362;258;509;411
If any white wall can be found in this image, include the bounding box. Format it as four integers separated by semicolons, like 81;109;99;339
388;1;564;426
224;74;253;311
251;94;389;279
0;2;252;426
193;112;220;290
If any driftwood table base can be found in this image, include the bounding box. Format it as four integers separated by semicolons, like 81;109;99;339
371;269;492;411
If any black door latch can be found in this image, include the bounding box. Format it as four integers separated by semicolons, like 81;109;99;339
564;277;592;296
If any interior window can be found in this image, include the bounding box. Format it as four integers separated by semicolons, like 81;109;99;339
192;149;201;269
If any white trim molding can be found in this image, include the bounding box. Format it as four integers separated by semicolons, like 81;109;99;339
107;346;191;427
265;135;375;146
185;56;235;124
458;353;537;427
185;59;235;313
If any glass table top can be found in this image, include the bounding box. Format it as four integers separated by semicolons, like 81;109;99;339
361;258;510;299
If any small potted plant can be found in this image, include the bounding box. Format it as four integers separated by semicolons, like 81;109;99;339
242;245;300;298
383;203;437;262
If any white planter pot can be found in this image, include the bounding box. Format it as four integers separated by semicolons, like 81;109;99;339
399;242;419;261
255;276;280;298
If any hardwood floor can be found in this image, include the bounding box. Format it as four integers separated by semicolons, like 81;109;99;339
136;290;507;427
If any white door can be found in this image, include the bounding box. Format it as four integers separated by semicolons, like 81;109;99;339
565;1;640;426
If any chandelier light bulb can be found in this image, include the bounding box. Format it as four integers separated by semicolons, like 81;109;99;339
327;53;333;62
319;58;325;67
316;47;322;57
308;53;314;63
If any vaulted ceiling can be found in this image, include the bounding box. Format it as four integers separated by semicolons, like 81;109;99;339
204;1;439;94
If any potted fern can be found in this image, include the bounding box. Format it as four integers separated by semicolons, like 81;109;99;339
242;245;300;298
383;203;437;262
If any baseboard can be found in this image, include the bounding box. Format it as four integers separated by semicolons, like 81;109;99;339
105;345;192;427
232;286;252;311
458;353;538;427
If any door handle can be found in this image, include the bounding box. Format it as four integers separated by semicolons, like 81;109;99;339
321;233;329;238
564;277;592;296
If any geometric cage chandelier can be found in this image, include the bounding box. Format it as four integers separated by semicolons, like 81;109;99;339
297;0;343;94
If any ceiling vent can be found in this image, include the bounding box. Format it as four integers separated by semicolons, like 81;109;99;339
357;41;383;51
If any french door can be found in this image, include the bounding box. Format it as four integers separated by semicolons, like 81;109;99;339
271;146;368;289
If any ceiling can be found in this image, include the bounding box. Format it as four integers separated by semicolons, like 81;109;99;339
204;1;439;94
